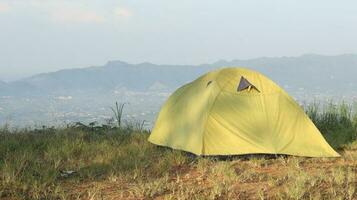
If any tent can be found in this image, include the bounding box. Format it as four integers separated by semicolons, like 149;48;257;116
148;67;339;157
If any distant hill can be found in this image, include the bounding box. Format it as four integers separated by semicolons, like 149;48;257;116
0;81;9;94
0;80;6;87
222;54;357;94
1;54;357;96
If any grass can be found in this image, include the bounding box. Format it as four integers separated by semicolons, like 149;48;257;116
306;101;357;148
0;103;356;199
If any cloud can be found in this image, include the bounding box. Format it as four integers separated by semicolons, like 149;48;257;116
114;7;132;18
51;8;104;23
0;3;10;12
0;1;131;24
4;1;105;24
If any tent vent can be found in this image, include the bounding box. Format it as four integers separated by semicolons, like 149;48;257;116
237;77;260;92
206;81;213;87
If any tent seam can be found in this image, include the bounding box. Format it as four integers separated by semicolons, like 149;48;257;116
200;69;230;155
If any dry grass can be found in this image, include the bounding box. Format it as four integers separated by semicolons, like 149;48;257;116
69;151;356;200
2;128;355;200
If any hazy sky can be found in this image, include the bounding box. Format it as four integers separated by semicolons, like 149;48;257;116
0;0;357;81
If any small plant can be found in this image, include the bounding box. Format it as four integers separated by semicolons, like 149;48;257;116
110;102;126;128
124;120;147;132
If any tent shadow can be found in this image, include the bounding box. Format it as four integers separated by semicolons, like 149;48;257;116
196;153;289;162
156;146;289;162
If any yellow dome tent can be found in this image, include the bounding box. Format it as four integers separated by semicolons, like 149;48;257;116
148;67;339;157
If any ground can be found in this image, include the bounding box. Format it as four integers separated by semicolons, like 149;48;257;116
64;144;357;200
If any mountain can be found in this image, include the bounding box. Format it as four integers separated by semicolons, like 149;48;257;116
2;61;211;96
2;54;357;96
219;54;357;94
2;54;357;127
0;80;9;94
0;80;6;87
28;61;207;91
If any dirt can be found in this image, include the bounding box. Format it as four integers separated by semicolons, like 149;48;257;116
65;150;357;200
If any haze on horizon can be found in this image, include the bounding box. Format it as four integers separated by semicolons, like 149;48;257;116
1;0;357;81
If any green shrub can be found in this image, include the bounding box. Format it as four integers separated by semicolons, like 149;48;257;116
305;102;356;148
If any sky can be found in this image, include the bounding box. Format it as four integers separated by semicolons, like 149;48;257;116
0;0;357;81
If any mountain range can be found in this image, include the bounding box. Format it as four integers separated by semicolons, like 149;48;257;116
1;54;357;96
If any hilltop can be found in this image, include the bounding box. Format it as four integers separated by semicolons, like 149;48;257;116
1;102;356;199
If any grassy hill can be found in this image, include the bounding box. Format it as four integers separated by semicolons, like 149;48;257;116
0;103;356;200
